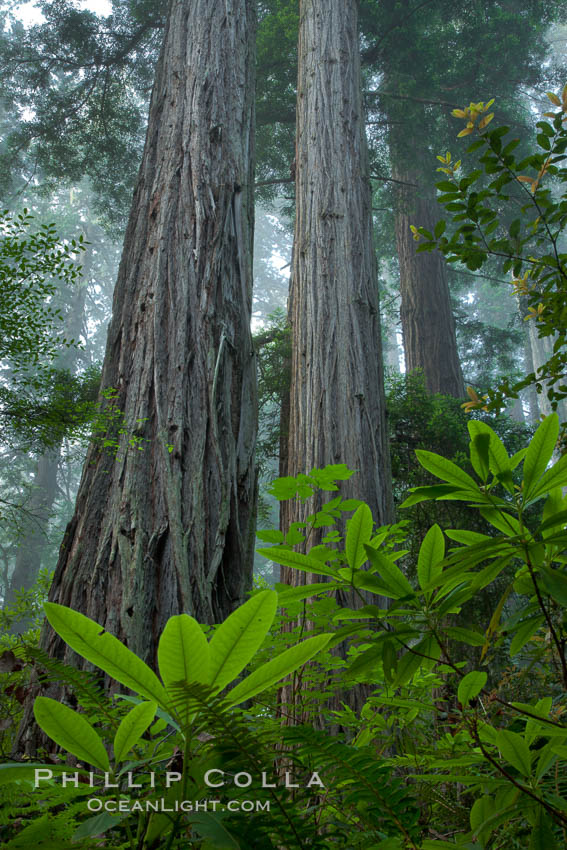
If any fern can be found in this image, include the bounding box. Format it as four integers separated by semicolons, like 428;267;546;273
25;645;125;734
282;725;422;847
167;681;336;849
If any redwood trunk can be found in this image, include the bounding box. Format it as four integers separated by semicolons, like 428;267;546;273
285;0;393;539
393;173;465;398
16;0;257;754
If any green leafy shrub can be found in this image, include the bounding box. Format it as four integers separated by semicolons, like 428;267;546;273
413;89;567;423
264;413;567;847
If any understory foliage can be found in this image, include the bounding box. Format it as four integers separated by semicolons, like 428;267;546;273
2;414;567;848
414;88;567;425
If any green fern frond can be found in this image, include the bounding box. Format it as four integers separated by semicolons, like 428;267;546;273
283;726;421;846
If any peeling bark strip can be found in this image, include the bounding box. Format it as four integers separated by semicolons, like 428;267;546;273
33;0;257;668
284;0;393;543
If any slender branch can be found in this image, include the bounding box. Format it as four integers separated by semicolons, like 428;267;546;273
370;173;418;188
255;178;294;188
470;716;567;827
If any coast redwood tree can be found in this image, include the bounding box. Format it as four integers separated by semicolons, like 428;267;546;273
16;0;257;753
283;0;393;567
392;159;465;398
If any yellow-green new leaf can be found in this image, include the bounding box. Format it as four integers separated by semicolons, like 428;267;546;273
208;591;277;692
34;697;109;772
226;633;332;706
44;603;169;708
158;614;210;691
114;701;157;763
345;504;373;570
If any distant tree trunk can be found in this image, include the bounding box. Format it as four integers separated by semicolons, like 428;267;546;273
523;329;541;422
282;0;392;584
527;321;567;422
6;449;59;606
393;171;465;398
284;0;393;541
278;0;393;727
15;0;257;755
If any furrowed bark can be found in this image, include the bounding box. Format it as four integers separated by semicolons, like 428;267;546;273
279;0;394;724
15;0;257;755
285;0;393;535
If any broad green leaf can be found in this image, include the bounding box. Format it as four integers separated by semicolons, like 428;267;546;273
382;640;398;683
437;583;475;614
523;413;559;500
470;432;490;481
539;565;567;606
226;633;332;705
208;590;277;692
399;484;461;508
529;807;558;850
365;546;414;598
334;604;386;621
538;499;567;538
73;812;129;840
458;671;487;705
347;571;398;598
44;603;169;707
471;555;514;591
415;449;479;491
0;763;68;785
496;729;532;777
468;421;513;490
510;447;528;469
394;635;440;686
191;811;241;849
509;616;545;655
479;507;522;537
276;582;342;603
417;524;444;595
446;626;485;646
470;795;494;835
158;614;210;692
393;647;423;687
114;700;156;763
256;529;284;544
445;529;491;545
346;643;384;679
257;547;336;578
33;697;109;771
345;504;373;570
528;452;567;503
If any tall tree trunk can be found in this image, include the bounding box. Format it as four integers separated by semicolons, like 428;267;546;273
279;0;393;723
285;0;392;535
15;0;257;755
393;170;465;398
